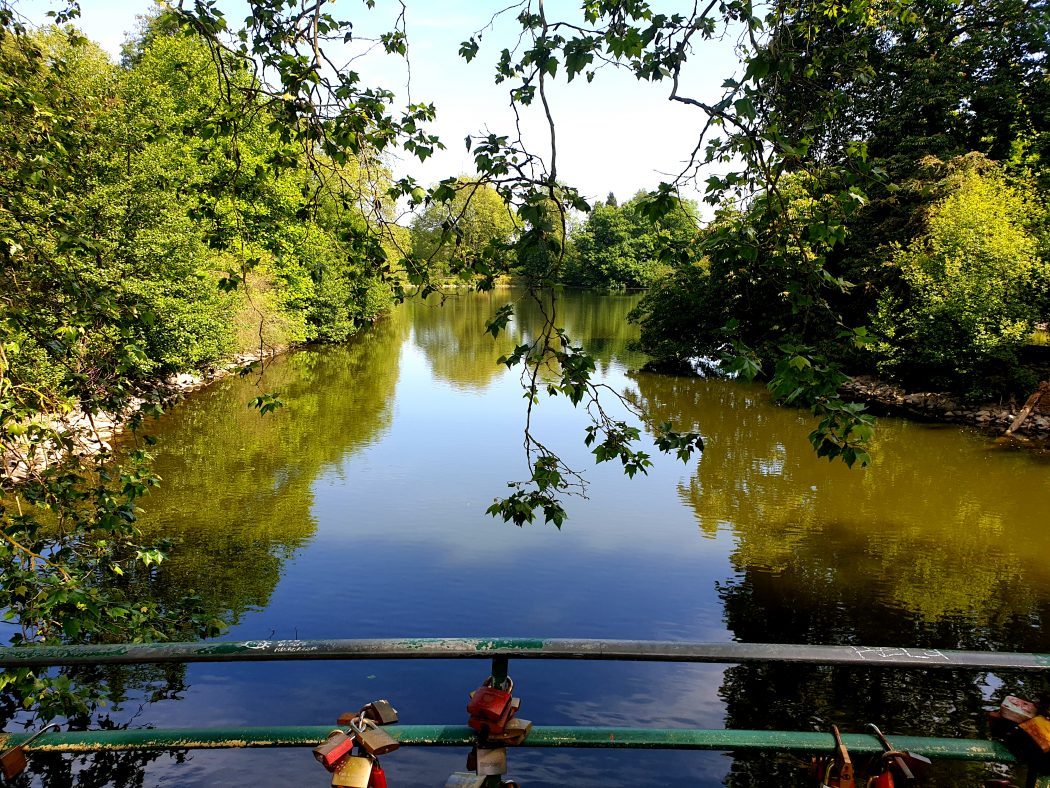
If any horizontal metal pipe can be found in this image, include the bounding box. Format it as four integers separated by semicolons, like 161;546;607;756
0;726;1019;762
1;638;1048;671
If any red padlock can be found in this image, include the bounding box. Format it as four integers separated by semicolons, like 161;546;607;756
867;759;896;788
469;697;521;737
313;729;357;772
368;760;387;788
467;676;514;722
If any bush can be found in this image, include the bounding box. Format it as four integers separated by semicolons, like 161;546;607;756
871;155;1050;398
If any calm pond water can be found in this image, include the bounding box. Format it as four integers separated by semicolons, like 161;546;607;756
59;290;1050;785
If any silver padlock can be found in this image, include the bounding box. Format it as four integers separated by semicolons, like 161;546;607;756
476;746;508;777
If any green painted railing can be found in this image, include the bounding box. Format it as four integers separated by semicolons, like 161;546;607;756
0;726;1019;759
0;638;1046;784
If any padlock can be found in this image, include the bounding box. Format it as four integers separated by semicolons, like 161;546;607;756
1;745;27;780
314;729;357;772
1019;715;1050;754
486;717;532;746
476;746;508;777
866;767;895;788
467;676;514;722
1001;696;1038;724
469;696;521;737
466;745;477;772
829;725;856;788
367;759;387;788
361;700;399;726
1;723;60;780
349;717;400;756
500;781;521;788
867;725;926;783
812;754;834;786
444;773;486;788
331;753;374;787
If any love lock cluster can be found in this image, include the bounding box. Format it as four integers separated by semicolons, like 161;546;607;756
810;723;931;787
445;673;531;787
313;700;400;787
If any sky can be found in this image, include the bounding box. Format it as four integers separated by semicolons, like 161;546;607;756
14;0;744;211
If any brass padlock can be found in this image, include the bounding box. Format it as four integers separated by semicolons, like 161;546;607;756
1;723;60;780
487;717;532;746
349;717;399;756
1019;715;1050;753
476;746;508;777
830;725;857;788
331;753;374;787
444;773;486;788
361;699;399;726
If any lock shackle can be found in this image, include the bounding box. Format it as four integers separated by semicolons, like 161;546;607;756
866;723;894;752
346;716;367;736
1;722;61;758
483;675;513;693
347;715;384;737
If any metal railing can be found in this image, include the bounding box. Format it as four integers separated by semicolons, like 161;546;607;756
1;638;1046;784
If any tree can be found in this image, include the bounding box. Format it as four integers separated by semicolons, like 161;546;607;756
871;155;1050;397
565;192;698;290
409;178;518;282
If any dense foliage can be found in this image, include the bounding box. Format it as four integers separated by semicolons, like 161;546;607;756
563;193;698;289
871;156;1049;397
409;178;518;283
633;0;1050;411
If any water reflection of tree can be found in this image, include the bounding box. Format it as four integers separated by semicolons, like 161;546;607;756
631;371;1050;626
409;289;646;389
629;371;1050;786
0;664;190;787
409;291;521;389
136;313;408;624
6;317;413;786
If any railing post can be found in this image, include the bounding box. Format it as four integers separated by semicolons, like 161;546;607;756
490;655;509;687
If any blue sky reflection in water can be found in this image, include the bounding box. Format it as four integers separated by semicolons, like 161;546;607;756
112;290;1050;787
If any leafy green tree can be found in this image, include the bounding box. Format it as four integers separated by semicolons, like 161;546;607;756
564;192;697;289
409;178;518;282
871;155;1050;397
